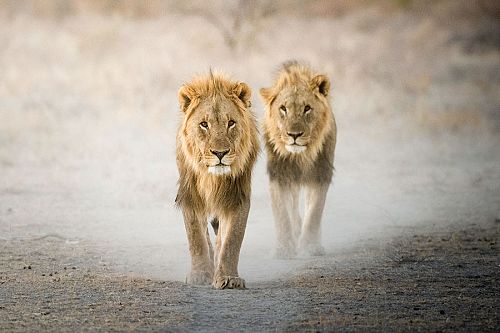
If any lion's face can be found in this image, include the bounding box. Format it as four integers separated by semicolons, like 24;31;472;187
261;74;331;156
185;97;245;176
178;76;257;177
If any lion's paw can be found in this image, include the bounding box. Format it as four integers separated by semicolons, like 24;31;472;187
213;276;246;290
187;270;213;285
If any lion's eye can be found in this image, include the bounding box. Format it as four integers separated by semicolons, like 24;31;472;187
304;105;311;114
200;121;209;129
228;120;236;128
279;105;287;115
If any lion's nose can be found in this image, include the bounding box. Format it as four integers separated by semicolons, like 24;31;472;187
211;149;230;161
287;132;304;141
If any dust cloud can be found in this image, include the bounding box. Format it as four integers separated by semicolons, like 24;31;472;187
1;1;499;284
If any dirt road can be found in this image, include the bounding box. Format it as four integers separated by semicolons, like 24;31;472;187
1;221;498;332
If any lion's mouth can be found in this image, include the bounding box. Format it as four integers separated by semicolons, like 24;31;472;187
285;144;307;154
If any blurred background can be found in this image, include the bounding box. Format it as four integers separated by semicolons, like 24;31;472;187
0;0;499;281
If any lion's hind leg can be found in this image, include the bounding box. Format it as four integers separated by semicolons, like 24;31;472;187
210;217;219;235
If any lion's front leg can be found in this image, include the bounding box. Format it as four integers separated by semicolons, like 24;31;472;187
289;185;302;248
270;181;297;258
182;209;214;285
299;183;329;256
213;201;249;290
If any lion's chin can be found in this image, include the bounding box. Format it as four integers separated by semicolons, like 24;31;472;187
208;165;231;176
285;144;307;154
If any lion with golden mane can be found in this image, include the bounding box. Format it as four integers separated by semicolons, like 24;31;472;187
260;61;336;258
175;72;259;289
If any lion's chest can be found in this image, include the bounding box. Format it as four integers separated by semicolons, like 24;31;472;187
266;148;333;186
195;174;245;215
196;176;219;208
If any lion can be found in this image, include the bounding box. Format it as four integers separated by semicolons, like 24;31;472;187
260;61;336;258
175;72;259;289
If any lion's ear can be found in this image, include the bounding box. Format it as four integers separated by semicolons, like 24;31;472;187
178;85;196;112
310;75;330;97
259;87;276;105
233;82;252;107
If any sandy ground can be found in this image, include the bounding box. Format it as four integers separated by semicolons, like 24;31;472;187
1;221;498;332
0;1;499;331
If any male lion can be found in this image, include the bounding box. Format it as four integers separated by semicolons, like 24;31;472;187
175;72;259;289
260;62;336;258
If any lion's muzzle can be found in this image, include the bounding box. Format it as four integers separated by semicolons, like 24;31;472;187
207;149;232;175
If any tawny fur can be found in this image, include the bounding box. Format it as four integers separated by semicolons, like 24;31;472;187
260;61;336;258
175;72;259;289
